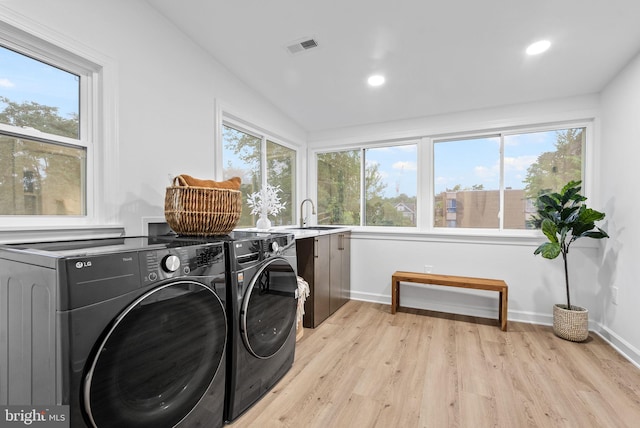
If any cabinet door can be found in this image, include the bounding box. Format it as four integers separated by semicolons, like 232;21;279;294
329;232;350;314
329;233;341;314
313;235;331;326
340;232;351;307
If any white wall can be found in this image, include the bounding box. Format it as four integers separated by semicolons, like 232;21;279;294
351;233;602;327
599;51;640;362
1;0;306;235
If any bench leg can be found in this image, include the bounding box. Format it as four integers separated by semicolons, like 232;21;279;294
500;289;508;331
391;276;398;314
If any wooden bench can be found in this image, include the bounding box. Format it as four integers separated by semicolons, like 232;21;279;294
391;271;508;331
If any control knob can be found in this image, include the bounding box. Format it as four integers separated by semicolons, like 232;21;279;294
162;254;181;272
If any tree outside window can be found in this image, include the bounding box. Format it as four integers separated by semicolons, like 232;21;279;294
317;150;361;225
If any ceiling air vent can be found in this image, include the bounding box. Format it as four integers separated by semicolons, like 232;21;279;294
286;37;319;55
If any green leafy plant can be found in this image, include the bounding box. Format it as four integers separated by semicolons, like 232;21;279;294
533;180;609;310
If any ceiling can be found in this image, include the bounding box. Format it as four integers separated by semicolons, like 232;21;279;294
146;0;640;133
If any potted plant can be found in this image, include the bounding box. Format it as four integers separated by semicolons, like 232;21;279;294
533;180;609;342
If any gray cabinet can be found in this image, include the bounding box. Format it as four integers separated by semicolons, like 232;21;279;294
297;235;330;328
297;232;350;328
329;231;350;314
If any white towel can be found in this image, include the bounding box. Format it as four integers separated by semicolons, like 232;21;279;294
296;276;310;323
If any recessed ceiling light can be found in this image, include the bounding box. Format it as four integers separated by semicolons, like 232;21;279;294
367;75;385;87
526;40;551;55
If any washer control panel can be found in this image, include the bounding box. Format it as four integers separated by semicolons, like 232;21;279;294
141;242;224;284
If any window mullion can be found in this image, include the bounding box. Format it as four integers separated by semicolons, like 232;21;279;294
261;135;267;189
499;134;505;230
360;148;366;226
419;137;432;231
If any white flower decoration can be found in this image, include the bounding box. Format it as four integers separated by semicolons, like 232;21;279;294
247;184;286;217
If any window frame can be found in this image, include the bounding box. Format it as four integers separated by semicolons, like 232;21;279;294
0;13;118;237
430;122;590;233
217;112;300;227
312;139;421;229
311;120;593;236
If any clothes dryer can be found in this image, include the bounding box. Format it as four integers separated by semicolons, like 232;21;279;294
0;236;228;428
222;231;298;421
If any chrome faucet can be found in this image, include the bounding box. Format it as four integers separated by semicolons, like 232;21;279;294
299;198;316;227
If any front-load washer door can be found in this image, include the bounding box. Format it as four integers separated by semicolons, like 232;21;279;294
83;280;227;428
241;258;297;359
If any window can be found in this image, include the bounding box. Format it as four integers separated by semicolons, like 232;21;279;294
313;124;586;233
504;128;583;229
316;143;418;227
222;125;261;227
317;150;361;225
433;136;500;228
364;145;417;226
0;19;113;231
433;127;584;230
221;123;296;227
0;44;86;216
266;139;296;225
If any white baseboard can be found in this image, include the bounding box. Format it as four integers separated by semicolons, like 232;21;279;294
594;326;640;369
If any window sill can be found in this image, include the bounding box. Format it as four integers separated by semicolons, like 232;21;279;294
328;226;601;249
0;225;125;244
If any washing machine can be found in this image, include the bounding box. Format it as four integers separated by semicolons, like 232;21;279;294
222;231;298;422
0;236;228;428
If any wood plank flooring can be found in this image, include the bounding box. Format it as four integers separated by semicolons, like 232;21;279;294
229;300;640;427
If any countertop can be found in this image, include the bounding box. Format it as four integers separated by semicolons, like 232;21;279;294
240;226;351;239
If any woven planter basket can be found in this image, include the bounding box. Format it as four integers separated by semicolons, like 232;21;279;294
553;304;589;342
164;184;242;236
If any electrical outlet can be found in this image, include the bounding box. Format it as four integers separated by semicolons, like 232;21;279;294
424;265;433;273
612;286;619;305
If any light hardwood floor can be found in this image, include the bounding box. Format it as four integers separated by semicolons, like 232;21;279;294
229;300;640;427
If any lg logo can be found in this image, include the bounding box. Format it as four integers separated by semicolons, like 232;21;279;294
75;261;92;269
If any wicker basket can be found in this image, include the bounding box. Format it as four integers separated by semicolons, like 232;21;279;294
164;180;242;236
553;304;589;342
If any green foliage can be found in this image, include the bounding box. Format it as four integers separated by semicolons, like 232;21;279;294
317;151;361;225
0;96;78;139
524;128;583;199
366;193;417;226
533;180;608;308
